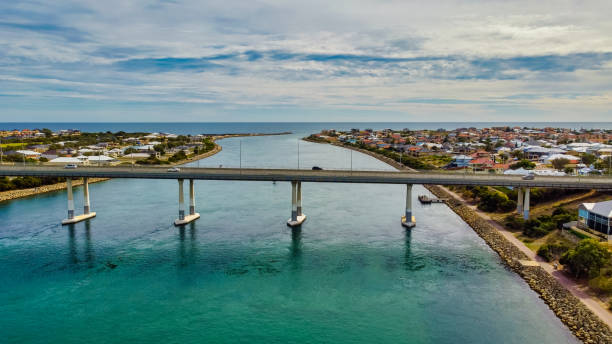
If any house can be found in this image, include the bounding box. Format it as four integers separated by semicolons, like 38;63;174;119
47;157;89;166
578;200;612;240
87;155;118;165
15;150;42;159
542;154;580;165
41;150;59;160
445;155;472;169
468;157;495;171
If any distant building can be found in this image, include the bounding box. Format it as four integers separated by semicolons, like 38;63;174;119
445;155;472;169
16;150;42;159
578;200;612;240
48;157;89;166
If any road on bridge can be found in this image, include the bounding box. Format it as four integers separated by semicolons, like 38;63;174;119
1;165;612;189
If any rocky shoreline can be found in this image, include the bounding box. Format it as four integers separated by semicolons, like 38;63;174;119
307;139;612;343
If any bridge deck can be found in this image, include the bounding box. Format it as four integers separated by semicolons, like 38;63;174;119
1;166;611;189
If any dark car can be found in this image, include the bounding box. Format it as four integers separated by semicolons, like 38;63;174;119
312;166;323;170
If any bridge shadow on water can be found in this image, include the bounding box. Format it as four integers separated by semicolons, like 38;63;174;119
289;227;302;271
66;220;95;269
178;222;198;269
403;228;414;271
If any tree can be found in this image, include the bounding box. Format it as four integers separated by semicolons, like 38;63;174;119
41;128;53;138
551;158;570;171
581;153;596;165
510;159;535;170
510;150;525;159
560;239;611;278
153;144;166;155
499;153;509;163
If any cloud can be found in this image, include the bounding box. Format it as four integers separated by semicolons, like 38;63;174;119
0;0;611;121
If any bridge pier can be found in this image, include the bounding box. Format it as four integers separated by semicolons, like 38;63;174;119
287;181;306;227
401;184;416;228
62;178;96;225
175;179;200;226
523;187;530;220
517;187;524;214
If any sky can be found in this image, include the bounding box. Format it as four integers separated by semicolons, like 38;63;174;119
1;0;612;122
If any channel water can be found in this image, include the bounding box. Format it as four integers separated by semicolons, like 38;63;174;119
0;128;578;343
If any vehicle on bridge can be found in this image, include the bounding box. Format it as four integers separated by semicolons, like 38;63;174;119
64;164;78;169
167;167;181;172
522;173;535;180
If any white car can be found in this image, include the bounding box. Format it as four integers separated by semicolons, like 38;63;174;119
64;164;78;169
167;167;180;172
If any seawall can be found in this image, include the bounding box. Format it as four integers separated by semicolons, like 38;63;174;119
0;178;109;203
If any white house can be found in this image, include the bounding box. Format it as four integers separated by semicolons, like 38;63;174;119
87;155;118;165
47;157;89;166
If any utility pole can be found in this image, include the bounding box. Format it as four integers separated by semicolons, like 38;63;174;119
0;136;3;165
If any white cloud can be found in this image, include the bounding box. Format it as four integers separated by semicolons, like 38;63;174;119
0;0;611;120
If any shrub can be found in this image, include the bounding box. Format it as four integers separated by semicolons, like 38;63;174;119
168;150;187;163
510;159;535;170
589;269;612;293
504;215;525;230
537;243;570;262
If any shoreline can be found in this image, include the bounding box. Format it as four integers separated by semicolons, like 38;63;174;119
306;138;612;343
0;178;109;202
0;132;290;203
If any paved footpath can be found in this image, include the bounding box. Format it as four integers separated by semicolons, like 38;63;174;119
440;186;612;329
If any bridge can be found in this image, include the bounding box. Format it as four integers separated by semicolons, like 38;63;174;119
2;165;611;227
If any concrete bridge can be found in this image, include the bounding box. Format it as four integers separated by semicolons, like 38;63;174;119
1;165;611;227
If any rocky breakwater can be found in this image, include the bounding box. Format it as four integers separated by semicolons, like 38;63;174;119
427;184;612;344
0;178;109;203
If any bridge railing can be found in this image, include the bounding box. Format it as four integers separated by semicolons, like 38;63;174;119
1;162;612;180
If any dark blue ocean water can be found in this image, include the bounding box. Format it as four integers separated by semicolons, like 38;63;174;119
1;122;611;135
0;124;580;343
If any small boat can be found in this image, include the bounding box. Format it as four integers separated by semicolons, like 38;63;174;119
418;195;432;204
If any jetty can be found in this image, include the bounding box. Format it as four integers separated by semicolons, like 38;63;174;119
418;195;446;204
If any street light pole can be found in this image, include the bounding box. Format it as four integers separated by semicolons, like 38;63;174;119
240;140;242;169
297;139;300;170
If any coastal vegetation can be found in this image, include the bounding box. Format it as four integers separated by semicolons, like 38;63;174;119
509;159;535;170
0;176;65;191
560;239;611;279
505;207;578;238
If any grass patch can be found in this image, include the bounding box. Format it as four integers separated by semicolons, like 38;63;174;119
418;155;452;167
0;142;30;149
567;228;592;240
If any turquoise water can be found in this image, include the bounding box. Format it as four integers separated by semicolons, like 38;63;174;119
0;132;578;343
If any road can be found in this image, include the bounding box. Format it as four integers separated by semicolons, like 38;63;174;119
1;165;612;189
